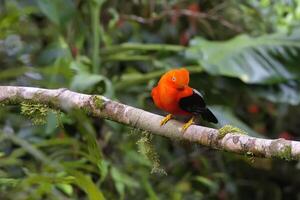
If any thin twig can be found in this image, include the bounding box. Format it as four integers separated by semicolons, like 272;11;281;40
121;9;243;32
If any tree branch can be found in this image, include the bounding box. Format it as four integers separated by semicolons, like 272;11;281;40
0;86;299;160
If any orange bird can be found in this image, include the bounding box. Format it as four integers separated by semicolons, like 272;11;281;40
151;68;218;131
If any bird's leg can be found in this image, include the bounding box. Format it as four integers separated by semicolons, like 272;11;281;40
160;114;172;126
182;116;195;132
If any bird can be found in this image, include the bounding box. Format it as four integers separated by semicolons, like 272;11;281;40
151;68;218;131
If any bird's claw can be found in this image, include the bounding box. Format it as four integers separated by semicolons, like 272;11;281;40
160;114;172;126
181;117;195;132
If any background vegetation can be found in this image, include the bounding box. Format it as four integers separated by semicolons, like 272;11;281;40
1;0;300;199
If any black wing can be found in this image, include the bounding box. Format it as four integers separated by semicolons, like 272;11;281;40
179;89;206;114
179;89;218;123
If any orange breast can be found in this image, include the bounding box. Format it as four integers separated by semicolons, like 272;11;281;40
151;84;193;115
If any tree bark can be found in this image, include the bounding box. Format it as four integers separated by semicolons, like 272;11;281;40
0;86;299;160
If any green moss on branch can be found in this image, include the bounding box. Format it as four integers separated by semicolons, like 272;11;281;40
20;102;60;125
276;145;292;161
92;95;105;110
218;125;247;139
136;130;167;175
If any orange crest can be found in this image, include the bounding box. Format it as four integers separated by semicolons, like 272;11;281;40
159;68;190;89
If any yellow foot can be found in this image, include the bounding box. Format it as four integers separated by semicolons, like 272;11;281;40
182;117;195;132
160;114;172;126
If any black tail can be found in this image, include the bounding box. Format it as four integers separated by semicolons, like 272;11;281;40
201;108;218;123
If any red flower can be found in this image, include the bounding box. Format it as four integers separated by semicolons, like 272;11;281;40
187;3;200;13
279;131;293;140
71;46;78;58
180;31;190;46
247;104;259;114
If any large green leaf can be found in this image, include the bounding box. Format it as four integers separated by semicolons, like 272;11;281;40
70;73;113;97
36;0;75;26
252;82;300;105
186;30;300;84
71;73;105;91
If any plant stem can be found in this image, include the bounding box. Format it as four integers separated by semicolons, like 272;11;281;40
115;66;203;90
101;43;185;55
90;1;101;74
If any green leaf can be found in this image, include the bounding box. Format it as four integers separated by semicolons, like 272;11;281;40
70;56;92;73
69;57;110;94
70;73;105;91
141;176;159;200
0;67;32;80
36;0;75;26
194;176;219;194
70;73;113;97
98;160;109;183
252;82;300;105
0;178;20;187
111;167;139;199
45;112;59;135
36;0;60;25
70;110;103;165
71;171;105;200
56;183;73;196
186;30;300;84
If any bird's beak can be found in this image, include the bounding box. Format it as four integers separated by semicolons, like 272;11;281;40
177;84;185;90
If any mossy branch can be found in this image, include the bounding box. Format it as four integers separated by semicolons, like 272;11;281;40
1;86;300;161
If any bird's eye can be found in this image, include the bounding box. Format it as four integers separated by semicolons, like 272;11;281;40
172;76;176;82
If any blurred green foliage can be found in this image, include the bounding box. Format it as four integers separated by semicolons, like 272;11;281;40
1;0;300;199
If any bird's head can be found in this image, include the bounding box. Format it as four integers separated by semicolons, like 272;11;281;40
160;68;190;90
